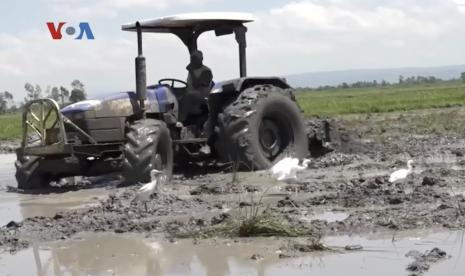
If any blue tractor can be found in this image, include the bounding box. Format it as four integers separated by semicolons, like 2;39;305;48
15;12;309;189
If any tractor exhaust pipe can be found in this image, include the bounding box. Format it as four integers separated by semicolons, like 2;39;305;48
234;26;247;78
135;22;146;116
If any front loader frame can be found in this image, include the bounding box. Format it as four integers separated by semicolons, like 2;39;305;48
16;99;125;180
19;99;70;157
18;99;120;158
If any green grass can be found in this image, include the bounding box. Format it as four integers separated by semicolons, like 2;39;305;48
1;83;465;141
0;113;22;140
296;83;465;117
339;107;465;136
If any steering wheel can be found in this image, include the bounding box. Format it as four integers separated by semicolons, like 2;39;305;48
158;78;187;89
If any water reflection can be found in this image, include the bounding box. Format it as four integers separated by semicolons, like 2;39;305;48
28;233;276;276
1;230;464;276
0;154;111;226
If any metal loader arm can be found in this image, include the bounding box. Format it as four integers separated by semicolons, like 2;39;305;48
19;99;98;157
21;99;67;148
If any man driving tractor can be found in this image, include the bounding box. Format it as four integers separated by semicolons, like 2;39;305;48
181;50;216;141
180;50;212;121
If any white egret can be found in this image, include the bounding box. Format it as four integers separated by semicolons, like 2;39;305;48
270;157;311;181
389;160;414;183
135;169;167;211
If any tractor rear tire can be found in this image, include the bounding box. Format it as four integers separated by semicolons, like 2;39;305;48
215;84;308;170
122;119;173;185
15;157;52;190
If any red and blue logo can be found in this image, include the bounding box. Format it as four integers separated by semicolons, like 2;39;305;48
46;22;95;40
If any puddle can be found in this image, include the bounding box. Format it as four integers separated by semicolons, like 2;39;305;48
310;211;349;222
298;211;349;224
1;230;465;275
0;154;111;226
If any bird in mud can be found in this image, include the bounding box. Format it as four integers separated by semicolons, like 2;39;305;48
135;169;167;211
389;160;414;183
270;157;311;181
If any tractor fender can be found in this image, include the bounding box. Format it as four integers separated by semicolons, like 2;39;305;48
211;76;291;94
146;86;179;118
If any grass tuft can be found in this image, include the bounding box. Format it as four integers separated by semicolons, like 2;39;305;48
237;213;306;237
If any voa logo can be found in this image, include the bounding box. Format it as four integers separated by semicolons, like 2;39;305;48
46;22;95;40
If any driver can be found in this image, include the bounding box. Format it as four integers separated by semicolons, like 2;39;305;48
180;50;213;122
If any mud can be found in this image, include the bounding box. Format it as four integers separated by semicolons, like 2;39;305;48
1;109;465;274
406;247;448;275
0;140;19;154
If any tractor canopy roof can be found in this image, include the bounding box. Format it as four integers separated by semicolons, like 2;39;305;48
121;12;254;33
123;12;254;78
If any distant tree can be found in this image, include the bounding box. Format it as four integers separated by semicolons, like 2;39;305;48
0;95;6;113
69;80;86;103
71;79;84;91
24;83;42;103
44;85;51;98
35;85;42;99
59;86;70;105
60;86;69;98
0;91;13;113
69;90;86;103
461;72;465;83
24;83;34;102
427;76;438;84
4;91;12;100
398;75;404;84
47;86;60;102
405;76;415;84
8;105;18;113
417;76;427;83
341;82;349;89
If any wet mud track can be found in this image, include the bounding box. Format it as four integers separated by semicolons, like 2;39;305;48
1;112;465;274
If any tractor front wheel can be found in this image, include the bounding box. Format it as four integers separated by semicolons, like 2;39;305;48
15;156;52;190
122;119;173;185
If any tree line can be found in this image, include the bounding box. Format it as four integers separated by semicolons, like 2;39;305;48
0;79;87;114
297;71;465;91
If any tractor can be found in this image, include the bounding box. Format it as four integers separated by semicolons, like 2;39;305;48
15;12;309;189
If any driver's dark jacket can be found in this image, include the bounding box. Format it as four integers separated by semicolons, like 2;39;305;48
186;64;213;98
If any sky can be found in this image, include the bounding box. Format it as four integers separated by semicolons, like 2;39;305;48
1;0;465;100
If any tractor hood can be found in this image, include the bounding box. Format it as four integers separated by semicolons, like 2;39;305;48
61;86;174;119
61;92;139;118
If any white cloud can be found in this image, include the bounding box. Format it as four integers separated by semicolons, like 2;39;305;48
454;0;465;13
106;0;206;9
269;1;364;31
0;28;193;99
246;0;465;75
51;4;118;19
0;31;131;97
266;1;449;36
47;0;215;20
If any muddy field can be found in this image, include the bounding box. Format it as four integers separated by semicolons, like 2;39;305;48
1;108;465;275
